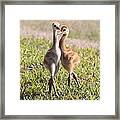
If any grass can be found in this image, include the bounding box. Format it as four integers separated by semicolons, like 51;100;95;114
20;37;100;100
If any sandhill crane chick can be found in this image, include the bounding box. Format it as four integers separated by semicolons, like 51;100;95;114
59;25;80;87
43;22;62;96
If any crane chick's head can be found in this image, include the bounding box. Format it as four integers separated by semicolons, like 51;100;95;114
52;22;60;31
52;22;63;36
61;25;69;37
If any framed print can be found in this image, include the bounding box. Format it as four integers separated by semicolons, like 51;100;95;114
0;0;120;119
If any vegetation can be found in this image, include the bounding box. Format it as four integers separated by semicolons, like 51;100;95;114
20;36;100;100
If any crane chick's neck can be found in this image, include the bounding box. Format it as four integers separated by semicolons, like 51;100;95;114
52;29;60;49
59;34;67;51
52;40;60;49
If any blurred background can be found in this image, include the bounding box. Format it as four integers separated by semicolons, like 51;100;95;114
20;20;100;49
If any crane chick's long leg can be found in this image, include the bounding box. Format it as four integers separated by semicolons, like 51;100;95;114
54;62;60;95
48;63;55;94
52;78;57;96
48;63;57;96
72;72;80;87
55;62;60;75
68;73;71;87
48;77;52;94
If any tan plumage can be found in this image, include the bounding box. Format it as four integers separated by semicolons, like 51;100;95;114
43;22;62;95
59;25;80;87
61;48;80;72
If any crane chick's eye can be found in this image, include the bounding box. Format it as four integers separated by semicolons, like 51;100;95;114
63;29;66;31
54;25;56;27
